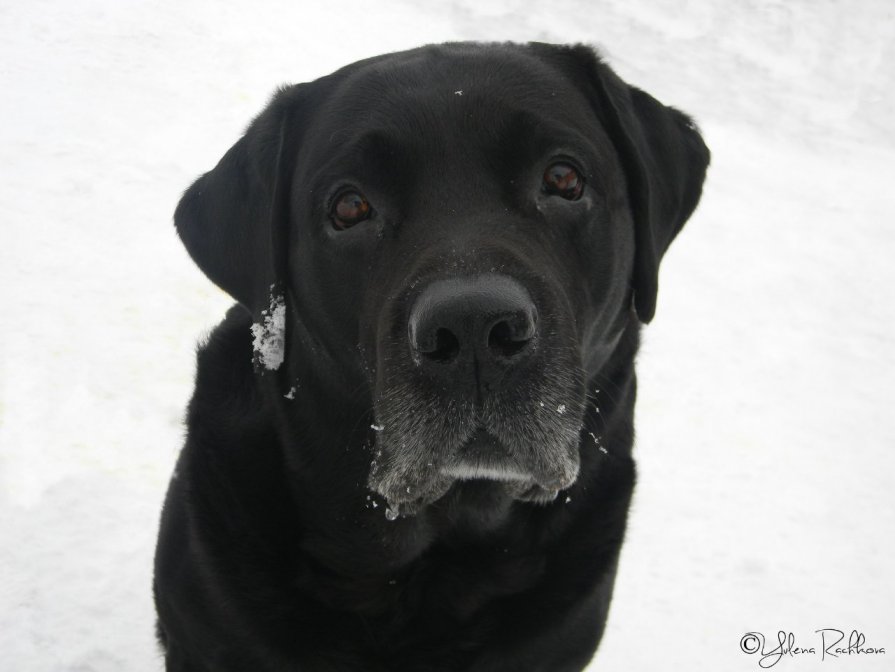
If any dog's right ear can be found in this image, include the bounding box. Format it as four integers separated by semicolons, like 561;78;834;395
174;85;306;317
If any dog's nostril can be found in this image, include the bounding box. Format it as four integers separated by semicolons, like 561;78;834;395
422;327;461;362
488;317;534;358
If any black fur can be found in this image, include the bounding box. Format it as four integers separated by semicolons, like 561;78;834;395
155;42;709;671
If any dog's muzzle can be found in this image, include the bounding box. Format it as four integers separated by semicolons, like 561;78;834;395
368;273;583;519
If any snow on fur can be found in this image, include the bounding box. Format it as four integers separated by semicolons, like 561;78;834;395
251;288;286;371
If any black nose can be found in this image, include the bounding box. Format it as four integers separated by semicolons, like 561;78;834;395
408;275;538;386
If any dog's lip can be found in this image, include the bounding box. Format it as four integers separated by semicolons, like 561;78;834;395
440;463;532;483
440;429;533;483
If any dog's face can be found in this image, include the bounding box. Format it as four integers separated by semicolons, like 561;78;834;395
175;43;708;522
292;47;638;517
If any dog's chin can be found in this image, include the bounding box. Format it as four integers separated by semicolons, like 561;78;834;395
368;429;579;519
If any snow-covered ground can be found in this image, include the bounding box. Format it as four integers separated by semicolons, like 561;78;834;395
1;1;893;669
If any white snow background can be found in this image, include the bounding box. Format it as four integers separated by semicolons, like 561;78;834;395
1;1;893;670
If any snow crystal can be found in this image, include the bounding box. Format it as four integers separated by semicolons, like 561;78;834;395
371;423;384;431
556;404;567;415
454;89;463;96
284;386;296;400
250;288;286;371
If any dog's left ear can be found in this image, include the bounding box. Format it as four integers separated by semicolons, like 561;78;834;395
603;82;709;323
589;51;710;323
534;44;710;323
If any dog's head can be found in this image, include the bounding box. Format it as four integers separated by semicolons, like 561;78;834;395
175;43;709;520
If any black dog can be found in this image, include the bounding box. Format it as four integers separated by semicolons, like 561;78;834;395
154;42;709;671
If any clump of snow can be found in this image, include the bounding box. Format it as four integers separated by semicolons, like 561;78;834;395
371;423;384;431
384;507;399;521
250;288;285;371
556;404;567;415
284;386;297;400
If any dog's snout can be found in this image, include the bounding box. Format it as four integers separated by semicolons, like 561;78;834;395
408;275;538;380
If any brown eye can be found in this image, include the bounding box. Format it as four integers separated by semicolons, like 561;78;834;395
543;162;584;200
331;191;372;229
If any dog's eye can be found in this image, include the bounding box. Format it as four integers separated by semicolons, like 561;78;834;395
331;191;372;230
542;162;584;201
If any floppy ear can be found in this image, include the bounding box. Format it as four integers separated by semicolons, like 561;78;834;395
587;54;710;323
536;44;710;323
174;85;304;318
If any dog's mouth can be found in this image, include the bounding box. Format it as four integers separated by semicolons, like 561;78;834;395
440;430;532;483
440;431;570;509
367;404;583;520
